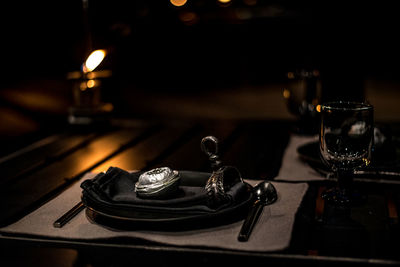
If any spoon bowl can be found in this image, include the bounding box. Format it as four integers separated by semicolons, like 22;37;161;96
254;181;278;205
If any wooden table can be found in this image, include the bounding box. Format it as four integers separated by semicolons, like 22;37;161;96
0;118;399;266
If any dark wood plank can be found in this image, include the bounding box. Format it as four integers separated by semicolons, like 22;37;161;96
152;121;238;172
92;123;197;172
221;121;290;180
0;127;155;226
0;132;103;186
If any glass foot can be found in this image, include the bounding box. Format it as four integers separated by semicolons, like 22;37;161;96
322;187;366;205
322;187;351;205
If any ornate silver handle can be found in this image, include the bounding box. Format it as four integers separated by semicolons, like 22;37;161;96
201;136;243;208
201;136;222;171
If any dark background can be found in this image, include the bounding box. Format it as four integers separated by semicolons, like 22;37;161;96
2;0;400;92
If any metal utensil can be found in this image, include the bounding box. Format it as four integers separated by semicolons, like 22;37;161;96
53;201;85;228
200;136;244;208
201;136;226;207
238;181;277;242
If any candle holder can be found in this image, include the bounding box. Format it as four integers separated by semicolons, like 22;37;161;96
67;50;113;125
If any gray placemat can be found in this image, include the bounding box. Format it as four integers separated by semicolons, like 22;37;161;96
0;173;308;252
275;135;324;182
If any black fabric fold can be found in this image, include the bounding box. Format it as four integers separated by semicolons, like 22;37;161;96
81;167;250;218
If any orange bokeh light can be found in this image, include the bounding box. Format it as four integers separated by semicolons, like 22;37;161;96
170;0;187;7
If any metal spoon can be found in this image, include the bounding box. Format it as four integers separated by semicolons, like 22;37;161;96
238;181;278;242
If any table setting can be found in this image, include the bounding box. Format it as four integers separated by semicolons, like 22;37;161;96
1;100;399;265
275;133;400;184
272;101;400;263
0;136;308;253
282;71;400;187
276;112;400;185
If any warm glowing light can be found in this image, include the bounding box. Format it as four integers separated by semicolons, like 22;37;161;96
86;72;96;79
170;0;187;7
316;105;321;112
86;70;112;79
80;81;87;91
287;72;295;79
283;89;291;99
87;79;96;88
83;49;106;73
243;0;257;6
235;9;252;20
218;0;231;3
102;103;114;112
179;12;198;25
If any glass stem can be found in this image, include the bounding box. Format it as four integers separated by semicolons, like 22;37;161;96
336;170;353;191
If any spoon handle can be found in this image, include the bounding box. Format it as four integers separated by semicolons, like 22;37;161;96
238;201;263;242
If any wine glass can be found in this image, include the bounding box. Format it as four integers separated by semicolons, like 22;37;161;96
283;69;322;134
319;101;374;204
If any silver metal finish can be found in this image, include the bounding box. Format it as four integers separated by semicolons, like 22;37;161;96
201;136;222;171
201;136;243;207
135;167;180;198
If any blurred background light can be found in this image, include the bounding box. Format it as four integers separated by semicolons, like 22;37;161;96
170;0;187;7
243;0;257;6
283;88;290;99
86;79;96;88
179;11;198;25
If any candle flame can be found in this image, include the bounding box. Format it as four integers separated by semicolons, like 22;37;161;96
83;49;106;73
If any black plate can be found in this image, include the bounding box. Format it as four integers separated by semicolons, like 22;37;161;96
296;142;323;167
297;141;399;167
86;183;253;231
297;141;400;180
83;170;254;231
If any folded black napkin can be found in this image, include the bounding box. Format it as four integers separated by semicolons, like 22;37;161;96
81;167;251;225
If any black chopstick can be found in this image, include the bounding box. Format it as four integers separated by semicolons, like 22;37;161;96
53;201;85;228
